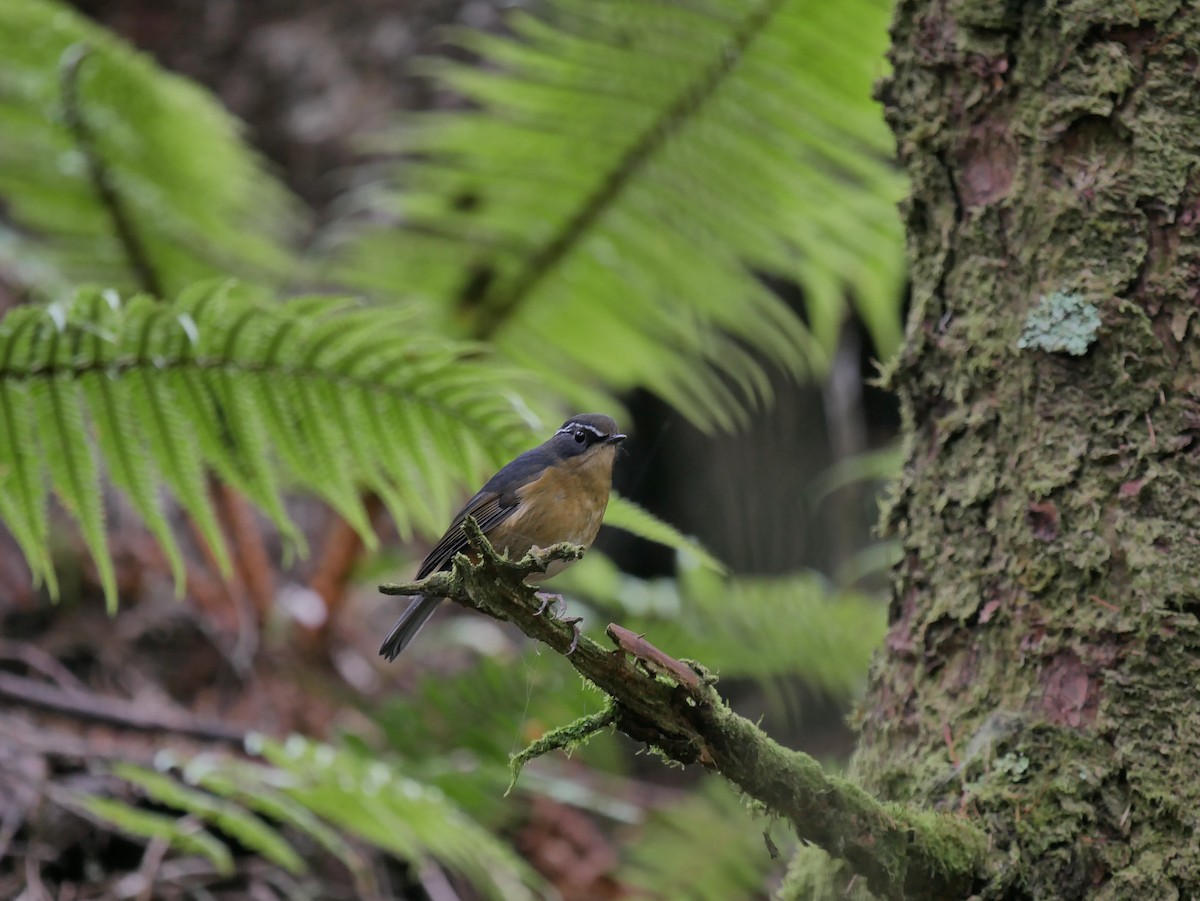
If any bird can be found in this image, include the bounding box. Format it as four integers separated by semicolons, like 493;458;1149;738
379;413;626;661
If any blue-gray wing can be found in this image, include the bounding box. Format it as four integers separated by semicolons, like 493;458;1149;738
415;491;517;578
382;445;551;660
380;492;520;661
415;445;553;578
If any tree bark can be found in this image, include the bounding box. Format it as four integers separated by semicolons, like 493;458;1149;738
851;0;1200;897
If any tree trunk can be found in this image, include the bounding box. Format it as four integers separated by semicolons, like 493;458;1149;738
851;0;1200;897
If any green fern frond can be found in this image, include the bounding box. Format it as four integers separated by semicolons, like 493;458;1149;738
0;0;299;297
376;650;621;782
112;763;306;875
557;552;886;698
674;564;885;696
76;749;540;899
0;281;538;608
620;781;790;900
334;0;905;428
67;794;236;875
184;765;377;892
247;735;545;901
812;443;903;503
605;493;727;573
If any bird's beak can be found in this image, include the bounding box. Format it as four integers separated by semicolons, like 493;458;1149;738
606;433;627;445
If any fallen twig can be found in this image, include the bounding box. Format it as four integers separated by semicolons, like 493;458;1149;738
0;671;244;746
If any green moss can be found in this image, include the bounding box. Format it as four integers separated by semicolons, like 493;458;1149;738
900;804;987;877
507;701;616;791
952;0;1023;32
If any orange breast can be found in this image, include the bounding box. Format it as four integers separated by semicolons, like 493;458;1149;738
488;446;616;580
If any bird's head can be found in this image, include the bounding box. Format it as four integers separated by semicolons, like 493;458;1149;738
548;413;626;464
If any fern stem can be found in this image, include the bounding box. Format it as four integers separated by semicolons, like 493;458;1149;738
59;44;164;298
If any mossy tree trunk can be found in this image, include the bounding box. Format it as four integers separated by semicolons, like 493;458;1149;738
851;0;1200;897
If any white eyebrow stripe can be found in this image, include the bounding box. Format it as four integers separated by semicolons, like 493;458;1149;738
557;422;606;439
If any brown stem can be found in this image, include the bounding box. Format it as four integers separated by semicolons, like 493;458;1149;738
0;671;244;746
212;478;275;623
308;496;384;641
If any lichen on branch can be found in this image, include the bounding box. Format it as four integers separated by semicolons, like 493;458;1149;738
379;518;985;900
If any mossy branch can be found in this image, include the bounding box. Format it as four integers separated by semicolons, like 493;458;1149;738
507;701;616;795
379;519;985;900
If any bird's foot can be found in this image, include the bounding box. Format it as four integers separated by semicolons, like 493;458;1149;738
534;592;565;617
562;616;583;655
534;592;580;652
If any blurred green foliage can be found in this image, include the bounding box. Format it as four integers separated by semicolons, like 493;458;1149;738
333;0;908;427
0;283;536;607
0;0;298;295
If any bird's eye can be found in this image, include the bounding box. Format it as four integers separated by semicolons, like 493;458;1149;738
574;429;586;444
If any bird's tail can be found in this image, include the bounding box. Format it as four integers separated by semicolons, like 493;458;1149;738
379;595;442;661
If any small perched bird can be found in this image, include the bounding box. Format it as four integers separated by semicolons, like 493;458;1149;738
379;414;625;660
